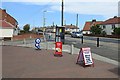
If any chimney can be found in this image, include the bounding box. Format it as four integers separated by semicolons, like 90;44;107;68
91;19;96;26
92;19;96;22
3;9;6;13
114;16;117;18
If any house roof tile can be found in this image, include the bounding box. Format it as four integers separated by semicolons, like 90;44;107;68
101;17;120;25
0;20;14;29
65;25;79;29
83;21;103;31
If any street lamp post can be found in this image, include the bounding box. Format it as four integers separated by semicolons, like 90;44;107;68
43;10;47;28
43;10;47;42
76;14;78;32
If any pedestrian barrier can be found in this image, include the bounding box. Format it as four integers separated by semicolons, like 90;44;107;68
23;38;26;44
2;40;4;45
97;37;99;47
81;36;83;44
70;44;74;55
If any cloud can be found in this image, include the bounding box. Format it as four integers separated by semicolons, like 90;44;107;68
51;2;118;18
2;0;118;18
46;10;54;13
2;0;119;2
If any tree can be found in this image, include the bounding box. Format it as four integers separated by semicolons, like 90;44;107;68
23;24;30;33
90;25;102;35
113;27;120;35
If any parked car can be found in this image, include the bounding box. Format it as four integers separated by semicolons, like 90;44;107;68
71;32;83;38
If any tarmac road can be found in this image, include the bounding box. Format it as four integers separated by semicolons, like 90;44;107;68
83;36;119;43
65;35;119;62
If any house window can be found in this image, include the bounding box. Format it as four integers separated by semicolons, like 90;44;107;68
65;28;68;30
103;25;106;29
112;25;115;29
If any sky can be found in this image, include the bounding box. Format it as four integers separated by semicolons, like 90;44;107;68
1;0;119;30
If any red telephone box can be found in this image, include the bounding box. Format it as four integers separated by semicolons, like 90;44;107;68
54;42;63;57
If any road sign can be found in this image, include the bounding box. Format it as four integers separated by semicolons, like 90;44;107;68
35;38;41;44
54;42;63;57
76;47;94;67
35;38;41;50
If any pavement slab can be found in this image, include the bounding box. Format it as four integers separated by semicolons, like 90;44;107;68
2;46;119;78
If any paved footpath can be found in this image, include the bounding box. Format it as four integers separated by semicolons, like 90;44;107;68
15;41;119;66
2;46;119;78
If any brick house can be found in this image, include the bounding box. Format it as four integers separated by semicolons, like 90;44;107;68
100;16;120;35
45;24;79;33
82;20;103;34
64;24;79;33
45;27;56;33
0;20;14;39
0;8;20;36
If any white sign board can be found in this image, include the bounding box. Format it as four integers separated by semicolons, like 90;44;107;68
82;48;93;65
77;47;94;66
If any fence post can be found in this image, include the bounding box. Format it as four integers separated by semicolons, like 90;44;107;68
70;44;74;54
11;38;13;42
23;38;26;44
2;40;4;45
30;35;32;39
97;37;99;47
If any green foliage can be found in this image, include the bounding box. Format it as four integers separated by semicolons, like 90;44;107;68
90;25;102;35
101;31;107;36
20;30;25;34
23;24;30;33
65;31;71;35
113;27;120;35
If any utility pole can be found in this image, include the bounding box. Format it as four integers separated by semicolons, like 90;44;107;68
76;14;78;32
61;0;64;26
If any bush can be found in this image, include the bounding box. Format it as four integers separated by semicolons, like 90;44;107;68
65;31;71;35
113;27;120;35
101;31;107;36
90;25;102;35
20;30;25;34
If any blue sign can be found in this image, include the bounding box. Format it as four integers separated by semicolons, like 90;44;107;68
35;38;41;49
35;38;41;44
